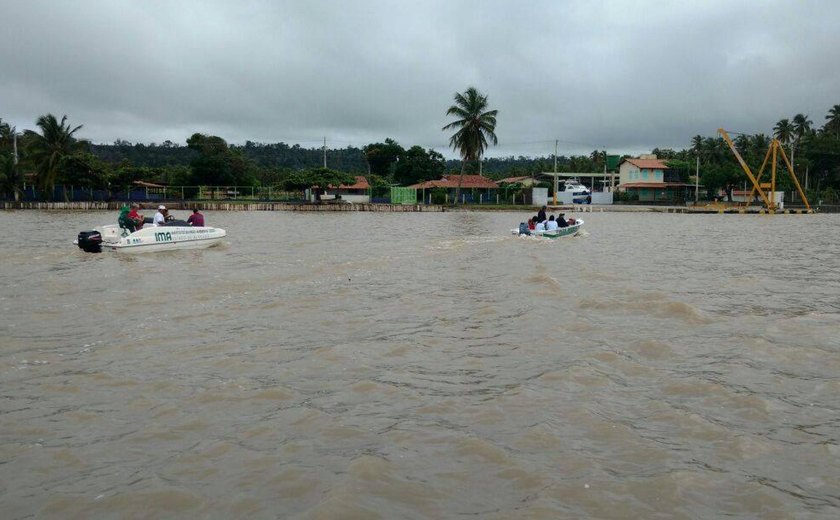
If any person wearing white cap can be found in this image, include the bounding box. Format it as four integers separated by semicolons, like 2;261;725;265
153;205;167;227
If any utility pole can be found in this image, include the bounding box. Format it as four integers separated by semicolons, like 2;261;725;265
13;132;18;165
553;139;558;205
322;137;327;168
603;150;607;193
694;155;699;204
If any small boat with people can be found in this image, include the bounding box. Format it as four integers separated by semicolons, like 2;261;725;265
511;207;584;239
76;204;226;253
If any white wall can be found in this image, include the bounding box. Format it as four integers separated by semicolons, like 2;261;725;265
532;187;548;207
342;194;370;203
591;192;613;204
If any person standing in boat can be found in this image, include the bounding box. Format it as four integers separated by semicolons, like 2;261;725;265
187;208;205;227
537;206;547;223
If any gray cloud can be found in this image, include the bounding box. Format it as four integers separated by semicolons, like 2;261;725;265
2;0;839;158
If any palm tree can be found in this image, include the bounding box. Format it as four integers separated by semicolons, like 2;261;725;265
773;118;794;146
792;113;812;138
0;120;24;201
24;114;88;199
691;135;703;157
442;87;498;203
790;114;813;170
824;104;840;136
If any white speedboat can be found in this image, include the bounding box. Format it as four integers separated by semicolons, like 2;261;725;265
511;219;584;239
560;180;592;204
76;222;226;253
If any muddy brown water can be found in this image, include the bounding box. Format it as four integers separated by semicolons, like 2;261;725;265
1;210;839;519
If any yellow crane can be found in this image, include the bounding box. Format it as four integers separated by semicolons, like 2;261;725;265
718;128;811;212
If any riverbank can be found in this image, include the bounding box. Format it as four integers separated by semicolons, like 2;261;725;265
0;201;447;212
0;200;817;214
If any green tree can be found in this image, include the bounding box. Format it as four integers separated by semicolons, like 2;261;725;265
57;152;111;189
363;139;405;178
391;146;445;186
24;114;88;199
691;135;703;156
790;113;813;169
186;133;256;186
0;119;24;200
282;167;355;197
823;104;840;136
792;113;812;139
442;86;498;203
773;118;794;148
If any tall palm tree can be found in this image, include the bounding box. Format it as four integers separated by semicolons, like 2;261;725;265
824;104;840;136
790;113;813;170
792;113;812;138
773;118;794;146
0;119;24;201
442;87;498;203
690;135;703;157
24;114;88;198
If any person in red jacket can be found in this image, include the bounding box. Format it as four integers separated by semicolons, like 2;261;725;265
187;208;205;227
127;203;144;231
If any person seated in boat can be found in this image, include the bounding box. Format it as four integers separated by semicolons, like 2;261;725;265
529;216;538;230
154;205;167;227
117;204;133;232
537;206;547;223
127;203;144;231
567;217;576;226
557;213;569;228
527;218;535;231
518;222;531;236
545;215;559;231
535;219;546;232
187;208;205;227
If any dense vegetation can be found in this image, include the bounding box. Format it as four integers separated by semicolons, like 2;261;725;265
2;103;839;203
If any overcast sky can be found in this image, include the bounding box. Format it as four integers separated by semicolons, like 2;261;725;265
2;0;839;158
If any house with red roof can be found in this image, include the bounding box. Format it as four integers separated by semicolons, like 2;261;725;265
323;175;371;203
617;155;693;202
498;175;539;187
408;174;499;203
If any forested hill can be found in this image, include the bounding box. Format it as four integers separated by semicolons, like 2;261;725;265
90;140;594;179
90;140;370;172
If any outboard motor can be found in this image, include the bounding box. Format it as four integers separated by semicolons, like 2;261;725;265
77;230;103;253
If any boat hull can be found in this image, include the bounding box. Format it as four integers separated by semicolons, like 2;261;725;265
98;225;226;253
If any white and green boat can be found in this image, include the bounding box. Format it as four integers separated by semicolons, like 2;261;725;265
511;219;584;239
